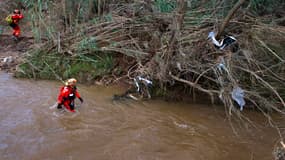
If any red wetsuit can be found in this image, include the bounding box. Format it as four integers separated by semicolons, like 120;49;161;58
10;13;24;37
57;86;82;112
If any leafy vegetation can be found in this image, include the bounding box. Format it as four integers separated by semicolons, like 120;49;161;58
16;50;114;82
11;0;285;117
0;0;283;158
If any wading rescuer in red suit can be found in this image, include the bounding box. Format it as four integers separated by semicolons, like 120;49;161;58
9;9;24;40
57;78;83;112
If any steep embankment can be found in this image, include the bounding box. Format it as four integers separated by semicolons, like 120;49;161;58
0;0;33;72
0;35;33;72
0;0;34;73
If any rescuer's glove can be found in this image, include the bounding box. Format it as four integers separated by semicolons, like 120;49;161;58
79;97;83;103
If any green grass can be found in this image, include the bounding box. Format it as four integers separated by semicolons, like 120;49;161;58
78;37;98;51
0;25;3;35
154;0;176;13
16;50;114;81
249;0;284;15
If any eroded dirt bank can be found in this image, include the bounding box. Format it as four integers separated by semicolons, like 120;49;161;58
0;34;34;72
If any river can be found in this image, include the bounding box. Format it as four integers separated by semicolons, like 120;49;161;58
0;72;282;160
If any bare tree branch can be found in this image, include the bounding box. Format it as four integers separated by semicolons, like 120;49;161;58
216;0;246;39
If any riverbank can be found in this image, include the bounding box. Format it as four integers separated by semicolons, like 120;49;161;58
0;34;35;73
0;71;283;160
1;1;285;159
1;0;285;113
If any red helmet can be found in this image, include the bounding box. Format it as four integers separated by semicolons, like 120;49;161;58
14;9;20;14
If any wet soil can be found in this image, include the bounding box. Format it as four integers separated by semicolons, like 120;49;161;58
0;34;34;72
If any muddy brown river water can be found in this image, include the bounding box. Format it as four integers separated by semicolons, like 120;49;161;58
0;72;283;160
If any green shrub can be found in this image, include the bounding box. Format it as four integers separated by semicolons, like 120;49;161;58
154;0;176;13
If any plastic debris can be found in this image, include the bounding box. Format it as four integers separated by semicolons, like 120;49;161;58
2;56;13;63
176;62;182;71
217;57;227;73
218;89;224;101
231;86;245;111
134;76;153;92
134;77;140;92
208;31;237;50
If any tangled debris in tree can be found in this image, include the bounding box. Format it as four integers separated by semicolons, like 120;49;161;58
12;0;285;116
274;141;285;160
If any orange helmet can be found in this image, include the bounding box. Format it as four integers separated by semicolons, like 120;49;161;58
65;78;77;86
14;9;20;14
